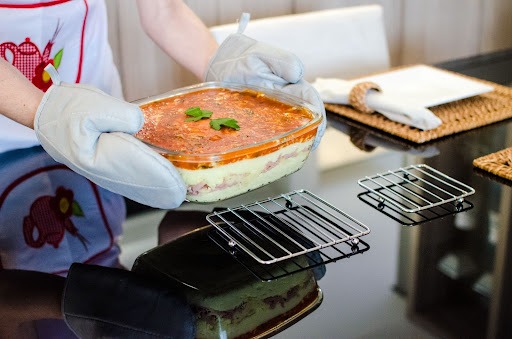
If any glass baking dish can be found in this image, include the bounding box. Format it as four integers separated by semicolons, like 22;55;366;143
133;82;322;203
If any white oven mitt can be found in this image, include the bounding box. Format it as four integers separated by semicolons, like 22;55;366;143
205;13;326;150
33;65;186;209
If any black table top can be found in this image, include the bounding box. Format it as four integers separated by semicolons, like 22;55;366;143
311;49;512;339
2;49;512;338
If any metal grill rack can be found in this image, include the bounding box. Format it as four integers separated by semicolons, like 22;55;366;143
206;189;370;279
358;164;475;226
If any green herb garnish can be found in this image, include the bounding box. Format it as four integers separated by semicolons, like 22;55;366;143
210;118;240;131
185;107;240;130
185;107;213;121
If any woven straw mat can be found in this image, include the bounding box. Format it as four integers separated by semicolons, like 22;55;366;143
325;66;512;144
473;147;512;182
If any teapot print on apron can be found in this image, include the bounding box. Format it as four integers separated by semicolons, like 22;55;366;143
0;0;123;154
23;186;89;250
0;0;93;93
0;22;63;91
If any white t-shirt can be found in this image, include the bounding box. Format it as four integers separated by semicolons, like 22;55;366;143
0;0;123;153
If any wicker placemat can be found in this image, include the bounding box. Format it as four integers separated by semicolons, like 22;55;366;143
473;147;512;182
325;66;512;144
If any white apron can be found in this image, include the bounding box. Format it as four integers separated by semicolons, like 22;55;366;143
0;0;123;154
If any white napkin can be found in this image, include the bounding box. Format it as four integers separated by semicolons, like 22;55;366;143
313;78;442;130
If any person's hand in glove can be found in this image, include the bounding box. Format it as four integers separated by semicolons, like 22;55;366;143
0;59;186;209
35;66;186;209
205;13;326;150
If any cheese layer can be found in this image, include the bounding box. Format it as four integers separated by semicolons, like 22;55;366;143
181;140;313;202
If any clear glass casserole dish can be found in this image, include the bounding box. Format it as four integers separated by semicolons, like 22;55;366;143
133;82;322;203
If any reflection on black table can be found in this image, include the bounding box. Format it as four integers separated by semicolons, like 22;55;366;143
0;146;194;338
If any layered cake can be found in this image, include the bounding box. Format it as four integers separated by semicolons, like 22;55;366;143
134;83;321;203
132;225;323;339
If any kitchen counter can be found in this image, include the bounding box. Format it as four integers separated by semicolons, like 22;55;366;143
1;49;512;338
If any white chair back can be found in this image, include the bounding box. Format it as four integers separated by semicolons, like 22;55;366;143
210;5;391;82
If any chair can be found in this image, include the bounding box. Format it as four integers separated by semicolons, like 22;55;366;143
209;5;392;186
210;5;390;82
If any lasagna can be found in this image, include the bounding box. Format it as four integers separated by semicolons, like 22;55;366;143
135;83;321;203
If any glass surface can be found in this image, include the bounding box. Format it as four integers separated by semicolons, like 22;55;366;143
2;50;512;339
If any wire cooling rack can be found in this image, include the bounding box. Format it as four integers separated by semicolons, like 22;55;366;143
206;189;370;267
358;164;475;226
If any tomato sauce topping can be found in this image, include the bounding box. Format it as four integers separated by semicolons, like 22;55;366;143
136;88;315;155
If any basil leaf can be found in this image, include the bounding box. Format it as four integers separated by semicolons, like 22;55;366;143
210;118;240;131
185;116;204;122
185;107;212;121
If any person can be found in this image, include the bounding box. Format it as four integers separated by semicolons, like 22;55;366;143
0;0;326;337
0;0;326;210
